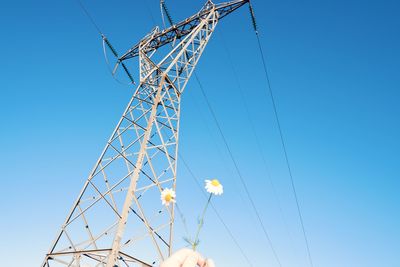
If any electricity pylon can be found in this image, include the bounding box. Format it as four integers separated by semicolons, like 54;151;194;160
42;1;248;266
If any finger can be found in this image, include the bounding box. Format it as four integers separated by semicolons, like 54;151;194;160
182;251;205;267
161;248;196;267
205;259;215;267
196;253;207;267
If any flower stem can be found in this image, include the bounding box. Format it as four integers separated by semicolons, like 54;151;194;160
192;193;213;251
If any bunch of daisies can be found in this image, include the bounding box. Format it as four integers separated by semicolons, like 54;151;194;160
160;179;223;250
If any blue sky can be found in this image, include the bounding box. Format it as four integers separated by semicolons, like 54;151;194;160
1;0;399;266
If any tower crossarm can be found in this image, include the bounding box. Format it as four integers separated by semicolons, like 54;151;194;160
119;0;248;61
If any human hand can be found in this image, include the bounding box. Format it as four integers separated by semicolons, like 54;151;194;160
160;248;215;267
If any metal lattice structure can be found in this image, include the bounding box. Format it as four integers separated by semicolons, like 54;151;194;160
42;1;248;266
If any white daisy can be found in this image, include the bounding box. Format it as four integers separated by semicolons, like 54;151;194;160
205;179;223;195
161;188;176;206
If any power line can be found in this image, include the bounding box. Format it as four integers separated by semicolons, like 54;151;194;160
157;0;264;235
194;72;283;267
158;2;282;264
156;117;252;265
144;0;158;26
179;155;253;267
76;0;102;35
158;1;283;263
216;30;296;248
156;1;257;264
248;3;315;267
186;78;256;222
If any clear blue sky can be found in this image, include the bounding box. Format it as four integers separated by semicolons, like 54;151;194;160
1;0;399;266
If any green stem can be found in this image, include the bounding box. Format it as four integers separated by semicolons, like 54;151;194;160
192;193;213;251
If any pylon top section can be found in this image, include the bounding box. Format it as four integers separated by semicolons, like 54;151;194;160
119;0;249;61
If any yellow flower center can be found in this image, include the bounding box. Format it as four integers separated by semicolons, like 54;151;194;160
164;194;172;202
211;179;220;187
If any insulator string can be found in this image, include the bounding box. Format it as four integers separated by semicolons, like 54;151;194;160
77;0;135;85
161;0;175;27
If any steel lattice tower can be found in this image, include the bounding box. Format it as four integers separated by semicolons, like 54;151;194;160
42;1;248;266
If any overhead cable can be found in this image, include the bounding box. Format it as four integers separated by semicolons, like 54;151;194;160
179;155;253;267
248;3;315;267
77;0;102;35
141;1;254;265
155;0;283;264
217;30;296;248
194;73;283;267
